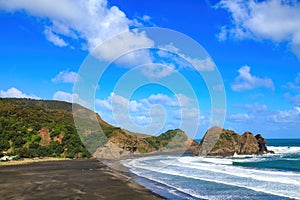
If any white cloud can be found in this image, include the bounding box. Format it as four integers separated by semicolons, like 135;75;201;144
0;87;40;99
132;115;152;126
244;103;268;113
185;57;215;71
282;73;300;106
96;92;147;114
53;91;72;102
140;64;176;80
53;91;91;108
142;15;151;22
231;65;274;91
175;93;194;108
217;26;228;41
270;106;300;123
95;92;199;135
52;69;78;83
95;98;112;111
228;113;251;122
284;73;300;90
286;93;300;107
160;43;215;71
0;0;188;80
0;0;154;65
225;103;300;136
96;92;183;115
217;0;300;58
148;93;179;107
94;30;154;65
229;103;300;124
44;26;67;47
0;1;217;78
180;107;200;119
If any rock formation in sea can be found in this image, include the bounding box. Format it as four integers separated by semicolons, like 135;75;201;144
198;126;274;156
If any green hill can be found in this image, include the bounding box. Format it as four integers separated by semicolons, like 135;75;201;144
0;98;91;159
0;98;199;160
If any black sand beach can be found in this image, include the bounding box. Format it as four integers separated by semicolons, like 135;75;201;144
0;159;164;200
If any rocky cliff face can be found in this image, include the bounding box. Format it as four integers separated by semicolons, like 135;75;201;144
199;127;274;156
93;129;200;159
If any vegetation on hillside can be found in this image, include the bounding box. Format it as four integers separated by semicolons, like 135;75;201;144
0;98;91;159
0;98;198;160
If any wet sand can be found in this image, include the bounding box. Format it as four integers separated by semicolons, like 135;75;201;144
0;159;164;200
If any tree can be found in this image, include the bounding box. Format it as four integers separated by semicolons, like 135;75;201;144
48;141;63;156
0;139;10;151
16;148;34;158
13;136;26;148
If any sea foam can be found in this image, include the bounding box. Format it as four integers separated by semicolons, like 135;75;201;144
123;155;300;199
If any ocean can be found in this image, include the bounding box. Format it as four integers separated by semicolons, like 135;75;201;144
122;139;300;200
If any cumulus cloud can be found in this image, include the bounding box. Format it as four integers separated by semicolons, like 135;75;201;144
0;0;154;65
0;0;194;80
96;93;184;116
148;93;179;107
96;93;165;133
0;1;216;78
217;0;300;58
95;92;199;135
0;0;129;49
0;87;40;99
270;106;300;123
231;65;274;91
95;30;154;65
52;69;78;83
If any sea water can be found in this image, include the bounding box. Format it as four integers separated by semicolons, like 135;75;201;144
122;139;300;200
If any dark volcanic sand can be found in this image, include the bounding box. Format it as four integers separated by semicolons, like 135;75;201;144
0;159;163;200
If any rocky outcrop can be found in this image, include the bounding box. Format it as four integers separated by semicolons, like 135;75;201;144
109;128;157;154
93;129;200;159
39;128;51;146
198;126;223;156
199;127;274;156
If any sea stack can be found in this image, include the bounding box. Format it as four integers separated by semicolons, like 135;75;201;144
199;126;274;156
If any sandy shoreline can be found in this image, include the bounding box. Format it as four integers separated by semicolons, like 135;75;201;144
0;158;165;199
0;157;72;166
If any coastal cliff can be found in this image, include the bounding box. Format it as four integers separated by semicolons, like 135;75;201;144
199;126;274;156
1;98;272;159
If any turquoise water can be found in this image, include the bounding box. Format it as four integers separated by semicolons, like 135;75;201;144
122;139;300;199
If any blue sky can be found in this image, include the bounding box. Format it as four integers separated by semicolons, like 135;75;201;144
1;0;300;138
